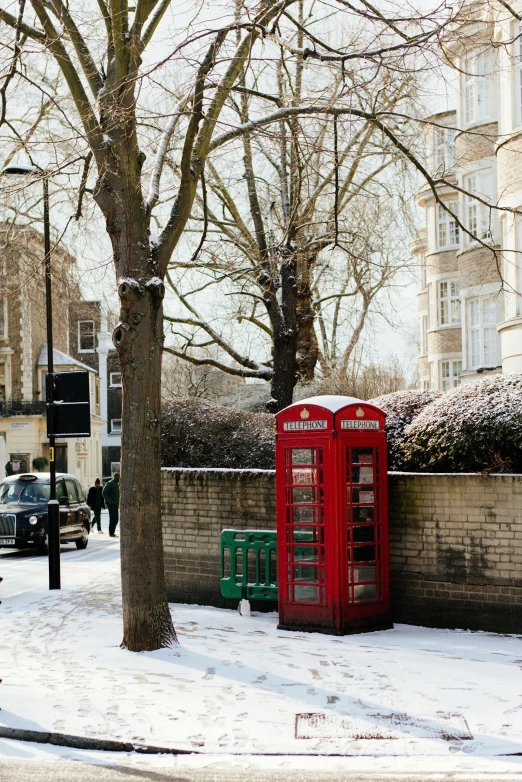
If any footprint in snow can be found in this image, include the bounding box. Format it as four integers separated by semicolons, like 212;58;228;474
203;667;215;680
310;668;322;680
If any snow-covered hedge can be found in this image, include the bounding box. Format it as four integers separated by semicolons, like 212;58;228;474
400;375;522;473
161;398;275;469
369;389;442;470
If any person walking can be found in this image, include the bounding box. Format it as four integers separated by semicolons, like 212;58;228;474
87;478;105;533
102;472;120;538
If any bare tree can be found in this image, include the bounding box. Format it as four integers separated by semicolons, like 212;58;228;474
164;43;416;410
0;0;482;650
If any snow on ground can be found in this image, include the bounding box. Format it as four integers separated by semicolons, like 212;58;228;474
1;527;522;775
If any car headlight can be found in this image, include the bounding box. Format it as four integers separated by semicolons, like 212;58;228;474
29;515;38;525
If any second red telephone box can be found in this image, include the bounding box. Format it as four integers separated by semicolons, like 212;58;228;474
275;395;392;635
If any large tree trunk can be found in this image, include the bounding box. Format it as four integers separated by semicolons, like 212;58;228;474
266;260;298;413
296;285;319;382
114;268;178;651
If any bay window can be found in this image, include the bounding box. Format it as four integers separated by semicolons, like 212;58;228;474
437;202;459;249
438;280;460;325
468;298;499;368
431;126;456;174
463;50;492;125
464;172;493;242
440;360;462;391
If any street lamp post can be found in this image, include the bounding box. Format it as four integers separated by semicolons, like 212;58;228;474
1;165;60;590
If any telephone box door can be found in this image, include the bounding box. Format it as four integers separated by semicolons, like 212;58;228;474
277;438;338;630
339;436;391;630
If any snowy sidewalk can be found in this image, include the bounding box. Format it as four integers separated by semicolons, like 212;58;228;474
1;536;522;770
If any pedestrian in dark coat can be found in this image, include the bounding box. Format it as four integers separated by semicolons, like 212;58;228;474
87;478;105;533
102;472;120;537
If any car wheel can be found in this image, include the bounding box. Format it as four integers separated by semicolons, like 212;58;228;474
75;525;89;550
37;534;48;555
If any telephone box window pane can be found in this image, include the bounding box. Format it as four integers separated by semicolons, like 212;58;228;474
291;565;319;582
353;545;375;562
292;526;321;543
352;465;374;484
291;467;317;485
292;546;321;564
292;486;317;504
352;448;373;464
294;585;320;602
353;525;375;543
351;488;375;504
354;584;377;602
353;565;376;583
352;507;374;524
290;448;317;465
292;506;318;524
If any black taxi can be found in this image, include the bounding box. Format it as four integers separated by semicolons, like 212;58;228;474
0;472;91;553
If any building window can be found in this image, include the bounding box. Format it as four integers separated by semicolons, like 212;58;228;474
440;360;462;391
438;280;460;325
514;24;522;127
431;126;456;174
0;296;6;339
78;320;95;352
110;419;122;434
463;50;492;126
464;172;493;242
437;202;459;249
109;372;122;387
110;461;121;476
421;315;428;355
419;253;427;290
468;298;499;368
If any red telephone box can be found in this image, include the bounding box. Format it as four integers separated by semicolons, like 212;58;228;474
275;395;392;635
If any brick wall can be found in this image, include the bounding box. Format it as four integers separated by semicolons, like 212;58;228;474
427;327;462;355
161;468;522;633
458;244;502;289
162;468;277;607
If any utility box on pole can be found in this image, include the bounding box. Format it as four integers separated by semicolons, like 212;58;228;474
275;395;392;636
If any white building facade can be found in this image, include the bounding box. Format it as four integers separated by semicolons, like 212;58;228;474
413;2;522;389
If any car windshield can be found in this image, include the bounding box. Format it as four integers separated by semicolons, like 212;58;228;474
0;481;50;504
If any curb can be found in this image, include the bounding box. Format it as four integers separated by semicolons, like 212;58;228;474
0;727;193;755
1;726;521;758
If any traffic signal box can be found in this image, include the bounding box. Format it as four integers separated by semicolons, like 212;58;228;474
46;371;91;438
275;395;392;635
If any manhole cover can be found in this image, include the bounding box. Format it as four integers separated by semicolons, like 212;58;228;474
295;712;473;740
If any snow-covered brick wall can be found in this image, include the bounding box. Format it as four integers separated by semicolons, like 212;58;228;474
161;468;522;633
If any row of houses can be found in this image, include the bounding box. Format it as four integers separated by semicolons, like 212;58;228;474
0;225;121;487
413;2;522;390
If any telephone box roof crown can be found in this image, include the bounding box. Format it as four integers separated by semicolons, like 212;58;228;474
282;395;375;414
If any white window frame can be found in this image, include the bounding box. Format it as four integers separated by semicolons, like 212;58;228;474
437;202;460;249
464;172;493;243
438;280;461;326
78;320;96;352
440;359;462;391
421;315;428;355
463;50;492;126
110;461;121;476
429;362;435;389
467;298;500;369
109;372;122;387
110;419;122;434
